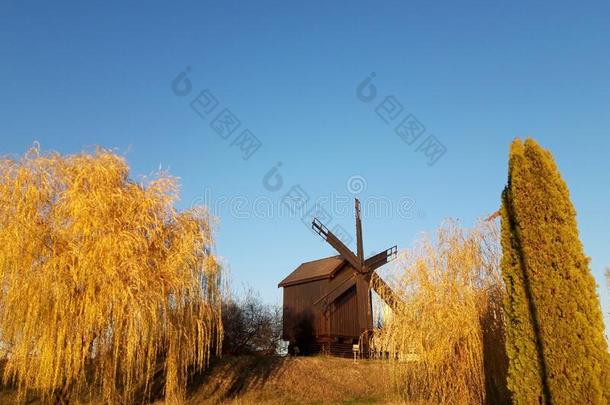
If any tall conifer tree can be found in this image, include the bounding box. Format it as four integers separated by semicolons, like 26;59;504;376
501;138;609;404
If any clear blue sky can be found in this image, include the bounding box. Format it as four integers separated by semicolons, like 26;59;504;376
1;1;609;333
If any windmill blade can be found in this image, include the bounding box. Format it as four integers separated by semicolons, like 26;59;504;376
312;218;362;271
355;199;364;265
370;272;401;312
313;273;356;308
486;210;501;222
356;274;373;332
365;245;398;272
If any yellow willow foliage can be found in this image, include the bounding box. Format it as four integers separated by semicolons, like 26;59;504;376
372;220;509;404
0;146;222;404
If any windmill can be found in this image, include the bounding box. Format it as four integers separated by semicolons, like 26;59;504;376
278;198;400;357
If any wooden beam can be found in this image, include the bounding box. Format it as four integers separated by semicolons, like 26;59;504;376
313;273;356;307
370;272;401;312
312;218;362;271
356;273;373;333
486;210;501;222
355;199;364;267
364;245;397;273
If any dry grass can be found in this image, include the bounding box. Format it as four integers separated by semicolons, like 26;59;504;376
183;355;400;405
0;146;222;404
372;220;509;404
0;355;401;405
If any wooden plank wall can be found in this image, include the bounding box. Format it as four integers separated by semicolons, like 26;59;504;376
282;279;327;341
283;264;365;344
330;285;359;337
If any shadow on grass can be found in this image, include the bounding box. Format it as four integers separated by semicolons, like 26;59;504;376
187;355;287;402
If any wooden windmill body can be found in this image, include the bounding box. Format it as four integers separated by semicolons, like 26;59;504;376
278;199;400;357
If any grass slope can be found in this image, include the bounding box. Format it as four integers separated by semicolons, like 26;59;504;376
0;356;401;404
175;355;400;405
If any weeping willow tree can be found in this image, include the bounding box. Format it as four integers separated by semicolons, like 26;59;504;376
372;220;509;404
0;145;222;404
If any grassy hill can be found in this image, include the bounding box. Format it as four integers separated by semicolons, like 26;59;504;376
0;356;402;404
179;355;401;405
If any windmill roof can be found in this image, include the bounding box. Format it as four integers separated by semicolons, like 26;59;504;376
278;255;346;287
